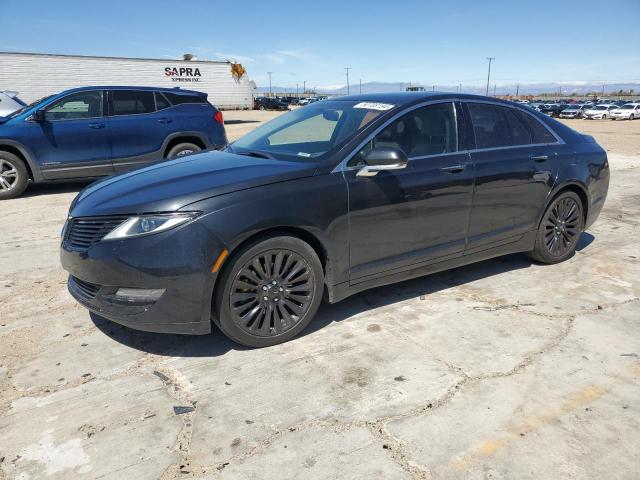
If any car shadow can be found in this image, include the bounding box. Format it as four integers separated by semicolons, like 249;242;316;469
23;180;92;198
91;232;595;357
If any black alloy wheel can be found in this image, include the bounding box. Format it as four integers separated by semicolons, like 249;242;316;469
530;191;584;264
215;236;324;347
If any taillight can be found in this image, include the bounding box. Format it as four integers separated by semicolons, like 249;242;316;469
214;111;224;125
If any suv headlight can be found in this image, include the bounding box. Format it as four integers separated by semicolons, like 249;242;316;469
103;213;199;240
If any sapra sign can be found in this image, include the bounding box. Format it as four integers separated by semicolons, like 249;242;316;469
164;66;202;82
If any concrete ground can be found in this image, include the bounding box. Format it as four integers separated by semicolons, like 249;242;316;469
0;113;639;480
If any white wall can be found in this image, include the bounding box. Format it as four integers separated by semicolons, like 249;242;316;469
0;53;254;109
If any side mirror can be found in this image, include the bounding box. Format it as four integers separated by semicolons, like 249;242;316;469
356;147;408;177
31;109;45;122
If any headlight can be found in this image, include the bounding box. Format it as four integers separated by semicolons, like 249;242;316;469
103;213;199;240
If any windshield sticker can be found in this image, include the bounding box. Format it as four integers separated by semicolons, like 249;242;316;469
354;102;395;111
297;152;312;157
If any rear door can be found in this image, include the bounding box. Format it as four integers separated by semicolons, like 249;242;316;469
31;90;113;179
108;89;172;172
464;102;560;252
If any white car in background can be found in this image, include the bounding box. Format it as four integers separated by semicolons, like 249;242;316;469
610;103;640;120
0;91;26;116
583;104;618;120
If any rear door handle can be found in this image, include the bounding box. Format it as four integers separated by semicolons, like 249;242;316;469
441;164;466;173
88;123;105;129
530;154;548;162
157;118;172;124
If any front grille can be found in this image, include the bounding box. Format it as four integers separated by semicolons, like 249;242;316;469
64;215;129;250
69;276;101;302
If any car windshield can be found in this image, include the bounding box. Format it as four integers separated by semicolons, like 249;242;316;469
4;95;54;119
230;100;387;160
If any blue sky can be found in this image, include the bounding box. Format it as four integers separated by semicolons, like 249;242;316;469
2;0;639;89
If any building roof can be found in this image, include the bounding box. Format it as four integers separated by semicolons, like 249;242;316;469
0;51;232;65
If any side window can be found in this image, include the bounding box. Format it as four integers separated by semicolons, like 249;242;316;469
374;102;457;158
155;92;171;110
44;91;103;121
163;92;206;105
467;103;537;148
517;111;557;144
112;90;155;116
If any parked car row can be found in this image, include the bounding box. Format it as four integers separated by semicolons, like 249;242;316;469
522;100;640;120
253;95;329;109
0;86;227;199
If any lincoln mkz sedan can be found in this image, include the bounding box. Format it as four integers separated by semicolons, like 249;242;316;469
61;93;609;347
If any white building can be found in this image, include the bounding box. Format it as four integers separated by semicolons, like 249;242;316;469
0;52;255;110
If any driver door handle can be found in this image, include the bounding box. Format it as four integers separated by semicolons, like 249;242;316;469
530;154;548;162
441;164;466;173
88;123;105;129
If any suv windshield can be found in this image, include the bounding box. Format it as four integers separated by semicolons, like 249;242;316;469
231;100;387;160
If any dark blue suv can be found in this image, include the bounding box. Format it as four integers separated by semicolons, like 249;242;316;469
0;86;227;199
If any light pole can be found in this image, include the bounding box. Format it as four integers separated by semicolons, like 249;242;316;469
485;57;495;96
267;72;273;97
345;67;351;95
296;83;299;99
458;83;462;93
359;79;362;94
303;80;306;95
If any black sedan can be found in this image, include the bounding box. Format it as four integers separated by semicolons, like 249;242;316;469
61;93;609;347
254;97;289;111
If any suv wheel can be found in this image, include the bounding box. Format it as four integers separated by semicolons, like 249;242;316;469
529;191;584;264
214;236;324;347
166;143;201;159
259;105;266;111
0;152;29;200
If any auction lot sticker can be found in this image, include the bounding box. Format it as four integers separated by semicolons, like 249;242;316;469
354;102;395;111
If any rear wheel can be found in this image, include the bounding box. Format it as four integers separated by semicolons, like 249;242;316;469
631;114;635;120
0;152;29;200
166;142;201;159
214;236;324;347
529;191;584;264
259;105;266;111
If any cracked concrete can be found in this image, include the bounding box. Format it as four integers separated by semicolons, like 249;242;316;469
1;116;639;479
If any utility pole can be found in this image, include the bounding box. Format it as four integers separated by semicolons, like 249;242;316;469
267;72;273;97
493;84;496;96
432;85;435;91
303;80;306;95
458;83;462;93
516;83;519;97
359;79;362;94
485;57;495;96
345;67;351;95
296;83;299;98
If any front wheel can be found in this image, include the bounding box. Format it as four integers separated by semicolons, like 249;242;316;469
529;191;584;264
214;236;324;347
0;152;29;200
630;114;635;120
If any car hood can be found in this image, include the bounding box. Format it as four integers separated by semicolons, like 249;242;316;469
69;150;317;217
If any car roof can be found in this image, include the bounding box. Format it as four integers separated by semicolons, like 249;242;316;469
57;85;205;96
330;91;532;108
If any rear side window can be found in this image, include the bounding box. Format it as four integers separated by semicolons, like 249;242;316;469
155;92;171;110
163;92;206;105
468;103;543;148
374;102;458;157
517;111;557;144
112;90;155;116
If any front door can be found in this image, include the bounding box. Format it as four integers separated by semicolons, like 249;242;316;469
33;90;112;179
346;102;475;282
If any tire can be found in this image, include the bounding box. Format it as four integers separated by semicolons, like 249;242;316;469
0;151;29;200
214;235;324;347
630;114;635;120
259;105;266;111
602;114;607;119
529;191;584;264
166;142;201;159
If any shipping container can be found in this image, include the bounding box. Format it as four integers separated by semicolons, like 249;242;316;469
0;52;255;110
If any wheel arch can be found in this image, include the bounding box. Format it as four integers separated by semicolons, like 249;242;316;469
162;132;209;158
211;226;333;310
0;141;43;182
540;181;589;227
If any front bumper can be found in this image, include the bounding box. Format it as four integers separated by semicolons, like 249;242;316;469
61;218;225;335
